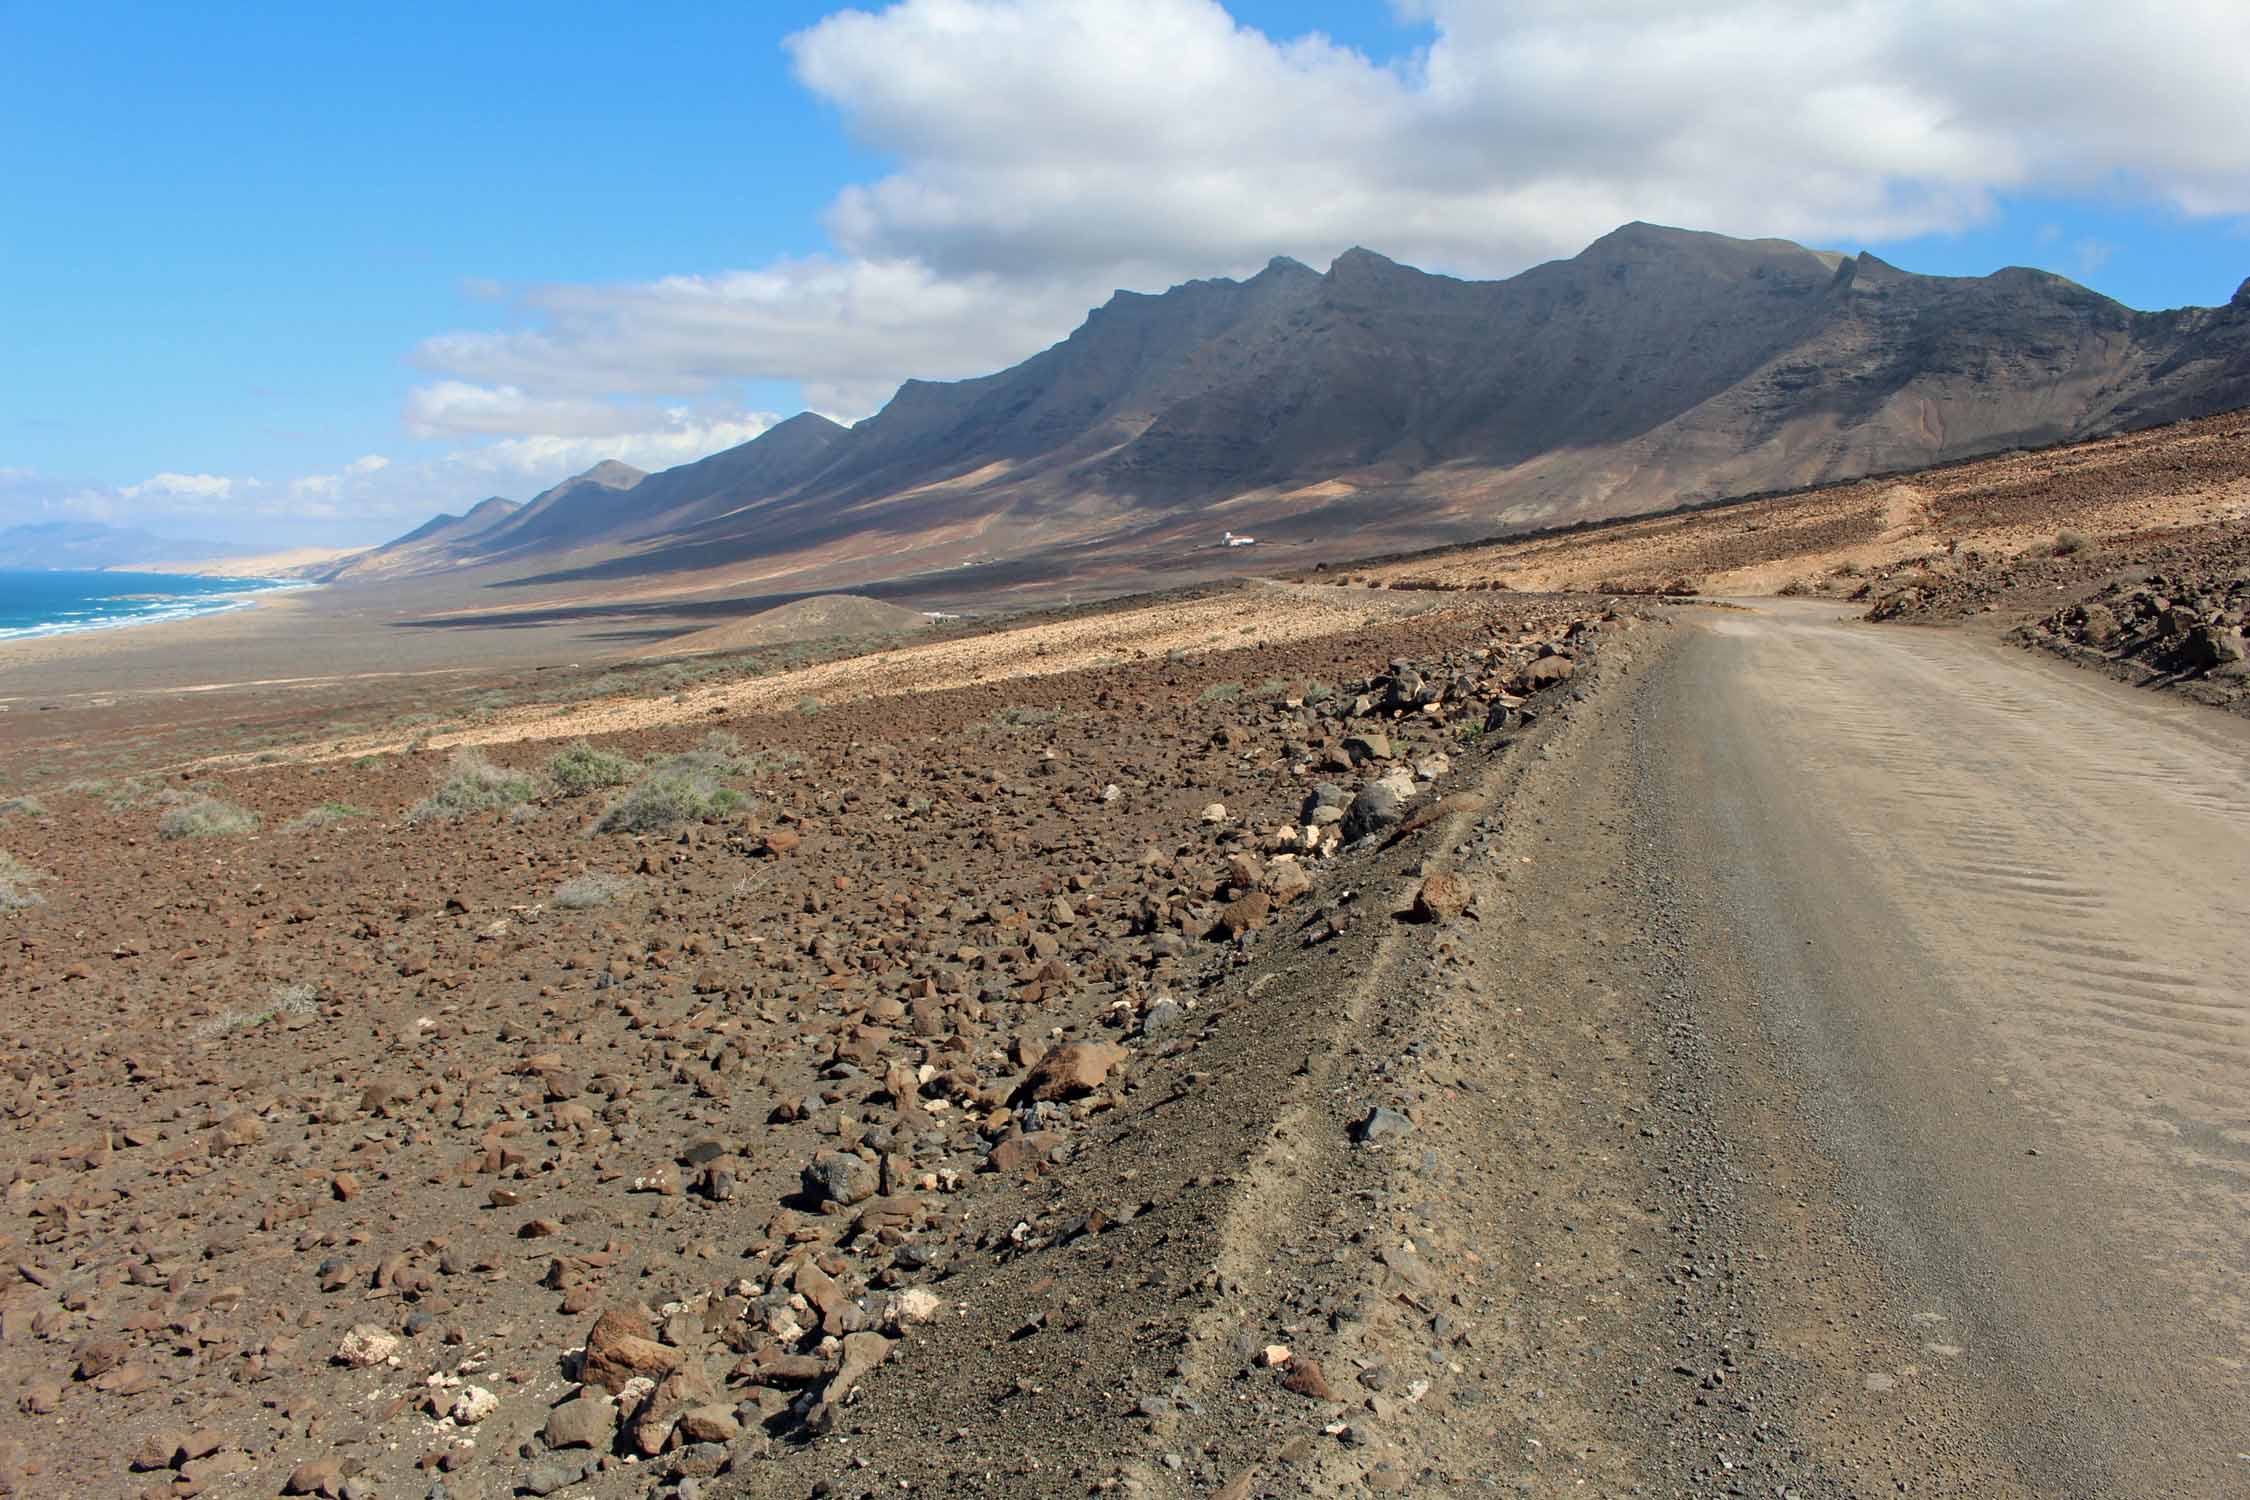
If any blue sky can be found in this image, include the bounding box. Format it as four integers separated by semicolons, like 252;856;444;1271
4;1;2246;548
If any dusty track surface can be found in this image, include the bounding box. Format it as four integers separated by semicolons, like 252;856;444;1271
1639;600;2250;1496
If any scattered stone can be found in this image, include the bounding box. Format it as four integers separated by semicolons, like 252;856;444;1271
1352;1107;1414;1148
450;1385;498;1425
542;1392;617;1451
802;1150;878;1208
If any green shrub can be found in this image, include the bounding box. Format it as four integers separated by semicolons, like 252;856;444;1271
0;852;45;911
157;794;259;840
594;765;746;834
407;749;536;823
796;696;825;717
284;802;370;832
554;872;636;909
0;795;45;819
1198;682;1243;703
994;705;1058;729
2053;529;2088;557
545;739;633;796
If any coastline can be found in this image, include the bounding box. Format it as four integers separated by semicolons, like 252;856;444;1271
0;575;315;648
0;580;324;678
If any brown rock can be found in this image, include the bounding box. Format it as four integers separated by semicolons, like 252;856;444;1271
987;1131;1063;1174
131;1430;186;1472
282;1457;344;1496
580;1307;682;1394
1281;1357;1334;1400
1410;870;1471;923
73;1337;128;1380
822;1331;896;1405
1264;861;1312;906
675;1404;740;1443
1020;1041;1127;1102
1211;890;1271;939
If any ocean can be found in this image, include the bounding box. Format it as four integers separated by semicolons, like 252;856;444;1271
0;569;303;641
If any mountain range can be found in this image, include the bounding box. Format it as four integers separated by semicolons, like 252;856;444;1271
0;521;241;572
329;222;2250;593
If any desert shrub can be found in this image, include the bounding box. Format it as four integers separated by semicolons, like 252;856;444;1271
70;777;155;809
554;871;636;909
284;802;370;832
194;981;320;1039
593;763;746;834
1198;682;1243;703
796;696;825;716
994;706;1058;729
0;795;45;819
158;794;259;840
2053;529;2089;557
545;739;634;796
407;749;536;824
0;852;46;911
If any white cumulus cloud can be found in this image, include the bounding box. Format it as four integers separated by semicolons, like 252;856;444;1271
403;0;2250;442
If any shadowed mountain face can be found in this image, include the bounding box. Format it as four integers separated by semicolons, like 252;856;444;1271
338;224;2250;591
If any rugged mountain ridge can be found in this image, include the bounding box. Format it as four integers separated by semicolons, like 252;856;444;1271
335;223;2250;590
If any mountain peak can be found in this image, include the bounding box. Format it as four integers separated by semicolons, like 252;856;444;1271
576;459;646;488
1330;246;1400;273
767;411;850;437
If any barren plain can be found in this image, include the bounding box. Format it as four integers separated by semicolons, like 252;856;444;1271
2;414;2247;1500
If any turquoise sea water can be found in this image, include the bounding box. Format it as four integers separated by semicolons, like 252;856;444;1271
0;569;301;640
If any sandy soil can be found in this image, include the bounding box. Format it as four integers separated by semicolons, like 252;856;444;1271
129;548;361;578
1343;410;2250;598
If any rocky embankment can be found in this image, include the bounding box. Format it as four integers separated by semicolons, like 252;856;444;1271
1857;527;2250;716
2014;550;2250;714
0;594;1625;1499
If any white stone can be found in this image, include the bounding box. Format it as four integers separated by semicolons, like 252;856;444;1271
335;1324;401;1369
451;1385;499;1425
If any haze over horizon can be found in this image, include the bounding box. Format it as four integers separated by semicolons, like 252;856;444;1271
7;0;2250;551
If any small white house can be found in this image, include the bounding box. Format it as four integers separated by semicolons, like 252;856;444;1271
1221;531;1257;548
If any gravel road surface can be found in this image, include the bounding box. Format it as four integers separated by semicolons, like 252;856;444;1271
1643;599;2250;1497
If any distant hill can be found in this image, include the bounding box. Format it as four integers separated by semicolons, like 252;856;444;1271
335;223;2250;595
323;496;522;581
637;593;933;657
0;521;240;571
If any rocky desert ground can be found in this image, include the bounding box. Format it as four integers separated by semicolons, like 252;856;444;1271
3;414;2247;1500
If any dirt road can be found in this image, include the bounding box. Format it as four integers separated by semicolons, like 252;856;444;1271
1643;600;2250;1495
